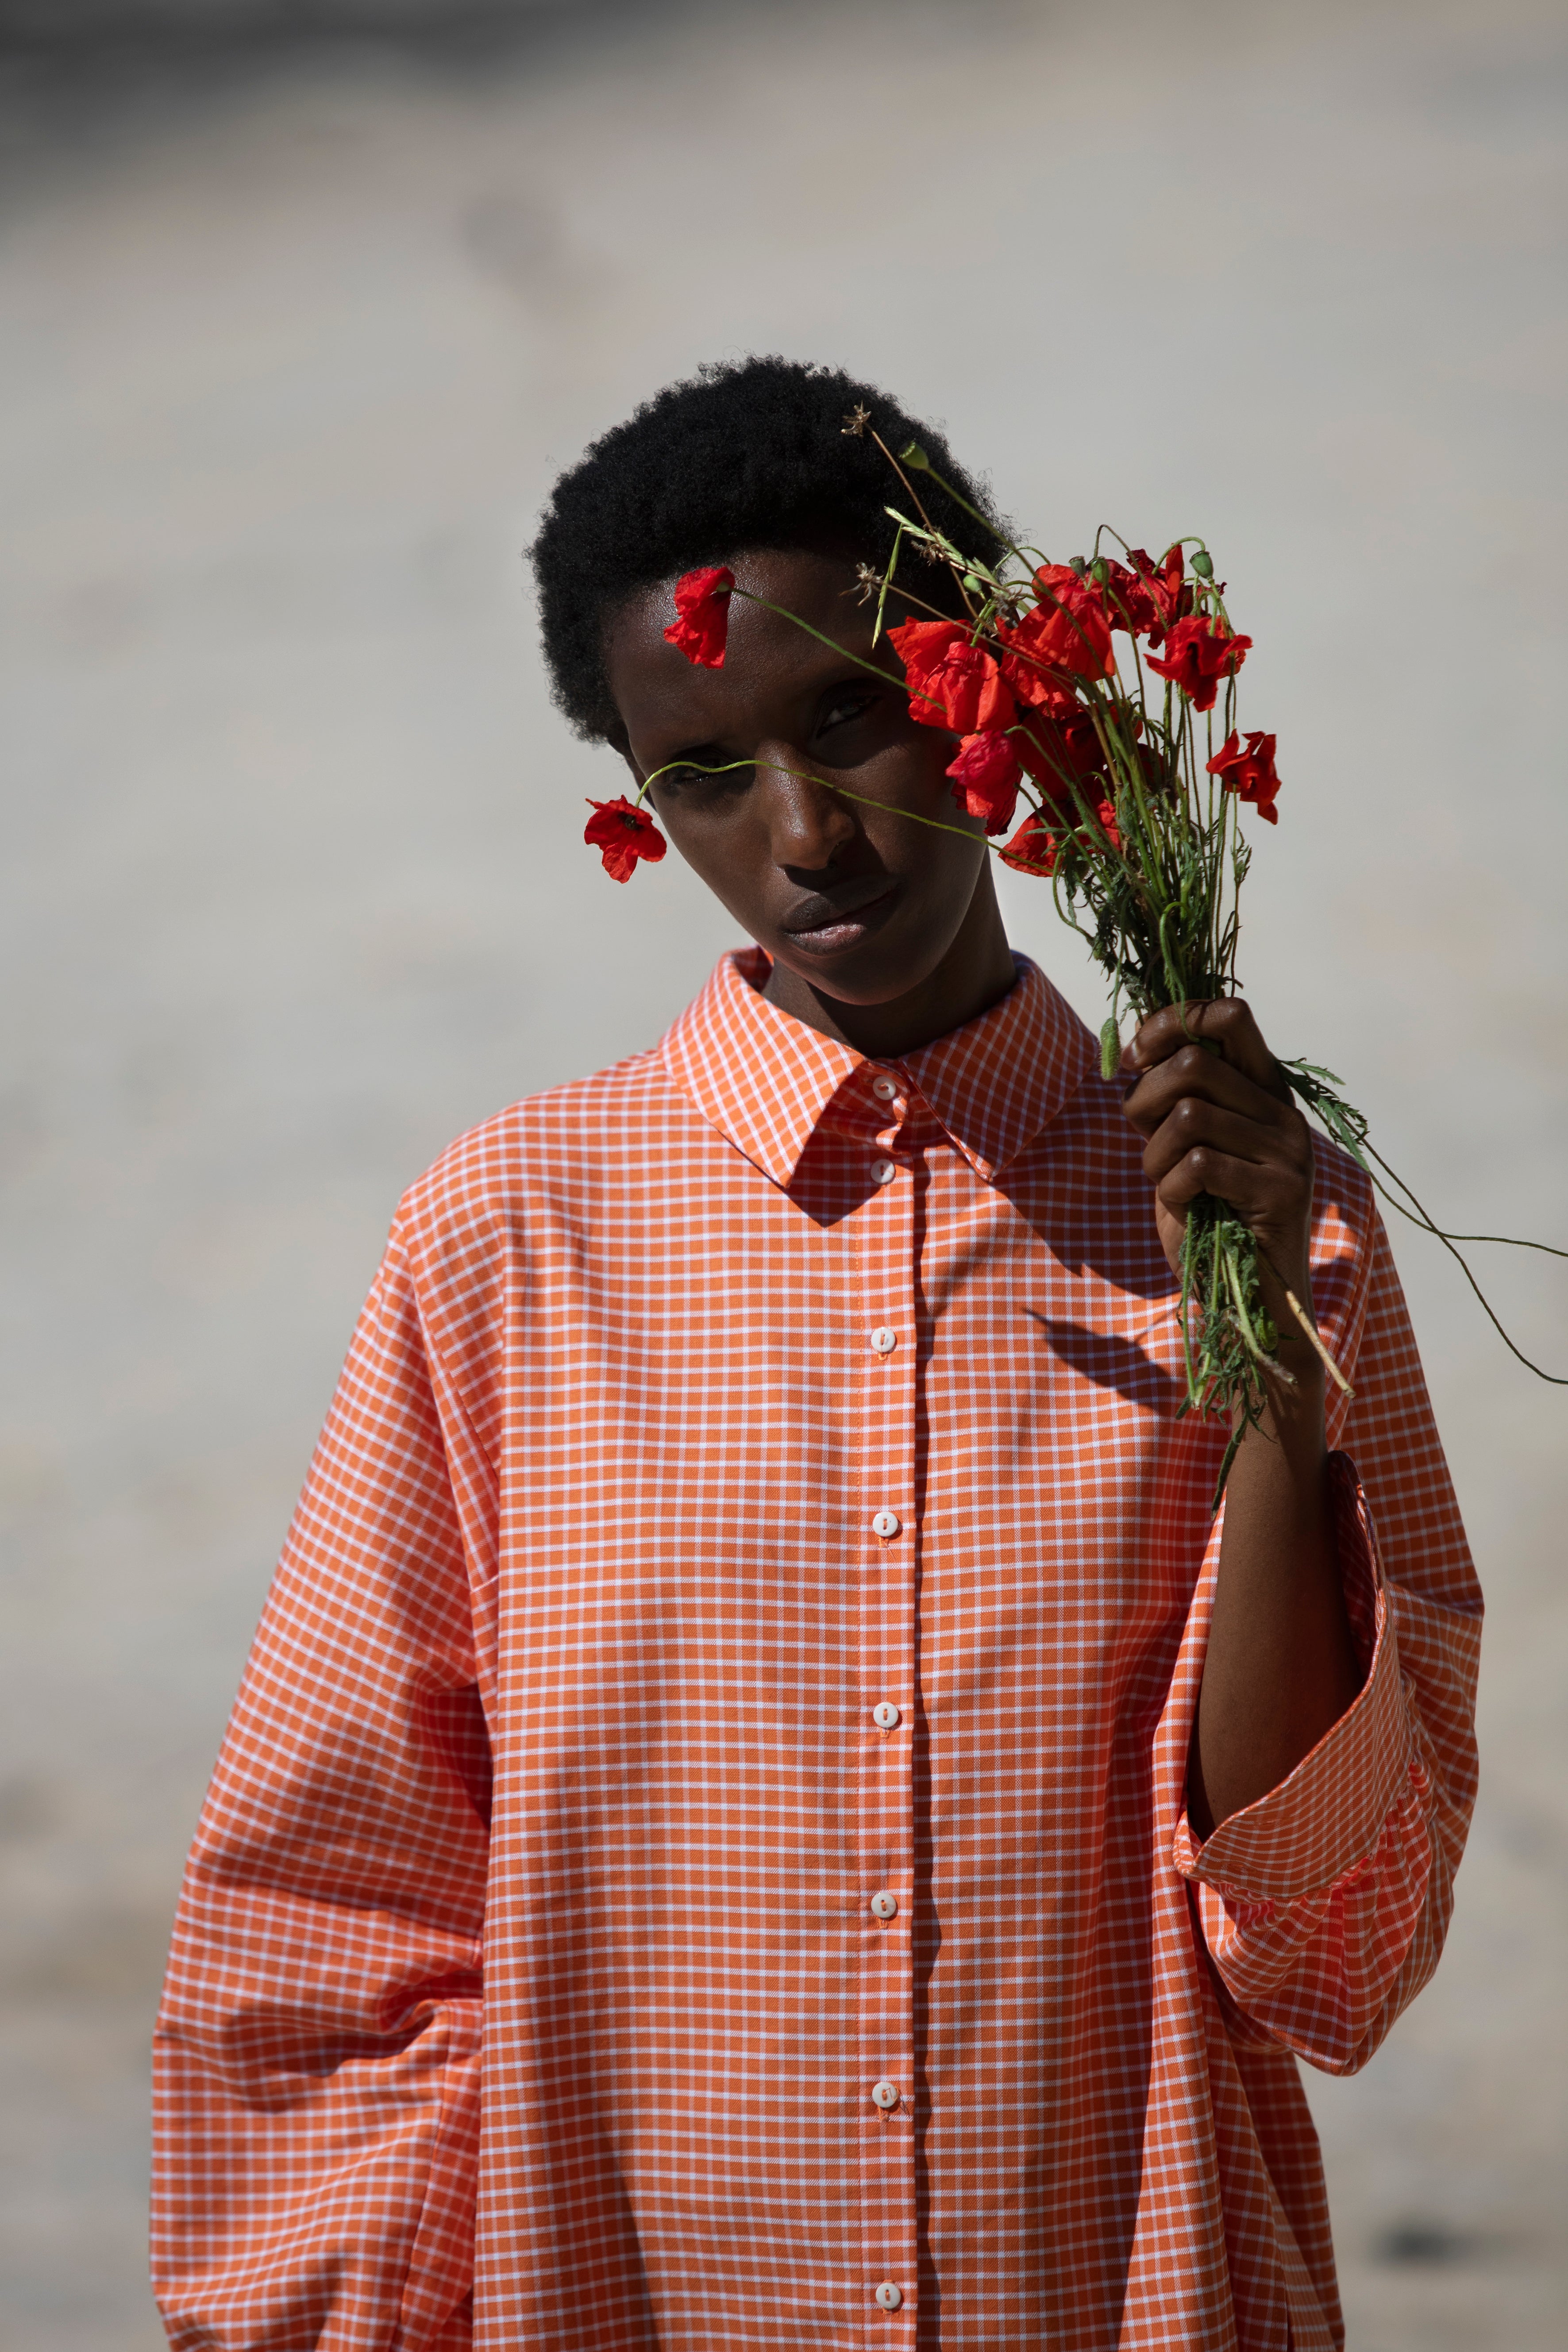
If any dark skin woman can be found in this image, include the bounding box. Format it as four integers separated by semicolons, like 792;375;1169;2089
605;543;1363;1835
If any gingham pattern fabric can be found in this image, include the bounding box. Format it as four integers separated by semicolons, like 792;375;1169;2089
152;949;1482;2352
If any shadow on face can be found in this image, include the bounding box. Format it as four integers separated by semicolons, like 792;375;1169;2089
603;547;1017;1053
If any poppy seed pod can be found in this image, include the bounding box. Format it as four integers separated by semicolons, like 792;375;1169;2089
899;441;931;470
1190;550;1214;579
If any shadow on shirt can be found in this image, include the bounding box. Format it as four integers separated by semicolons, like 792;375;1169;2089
1027;1313;1183;1417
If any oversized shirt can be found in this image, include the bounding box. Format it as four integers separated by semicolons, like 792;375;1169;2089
151;949;1482;2352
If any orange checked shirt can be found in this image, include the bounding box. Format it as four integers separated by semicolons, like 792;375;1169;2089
152;950;1481;2352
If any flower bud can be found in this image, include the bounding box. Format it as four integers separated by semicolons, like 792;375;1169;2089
899;441;931;471
1088;556;1110;584
1190;550;1214;579
961;574;983;595
1099;1017;1121;1081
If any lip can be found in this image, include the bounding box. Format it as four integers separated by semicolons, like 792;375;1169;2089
779;880;899;954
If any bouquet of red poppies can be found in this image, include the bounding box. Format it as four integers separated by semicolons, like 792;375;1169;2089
585;423;1563;1491
868;448;1356;1484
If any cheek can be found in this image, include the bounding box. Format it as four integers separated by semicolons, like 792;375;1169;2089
869;741;982;865
858;728;960;816
648;797;763;892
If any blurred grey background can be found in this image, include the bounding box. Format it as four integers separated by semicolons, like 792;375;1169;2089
1;1;1564;2345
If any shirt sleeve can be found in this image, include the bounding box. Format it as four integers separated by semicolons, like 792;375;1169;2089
151;1224;497;2350
1172;1207;1483;2076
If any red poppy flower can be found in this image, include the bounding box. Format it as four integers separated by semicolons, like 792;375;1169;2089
584;796;669;882
1100;559;1160;639
1090;795;1122;855
946;731;1021;834
1119;545;1192;645
996;565;1114;702
663;565;734;667
886;618;1015;734
1206;729;1281;824
1014;710;1106;803
999;809;1060;877
1145;614;1252;712
999;785;1121;875
996;651;1083;720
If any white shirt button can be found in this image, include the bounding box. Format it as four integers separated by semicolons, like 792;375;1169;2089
875;2281;905;2310
872;1701;902;1731
871;1074;899;1102
871;1509;901;1540
870;1326;897;1355
870;1891;898;1921
871;1158;898;1185
871;2079;901;2111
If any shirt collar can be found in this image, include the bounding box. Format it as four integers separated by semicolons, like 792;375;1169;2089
659;947;1098;1189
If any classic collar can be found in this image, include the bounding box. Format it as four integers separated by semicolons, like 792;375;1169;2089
659;947;1098;1190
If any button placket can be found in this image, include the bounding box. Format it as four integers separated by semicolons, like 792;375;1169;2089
855;1099;920;2339
869;1080;906;1193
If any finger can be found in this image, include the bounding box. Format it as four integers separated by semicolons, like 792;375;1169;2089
1122;1043;1302;1141
1123;999;1288;1099
1155;1143;1292;1220
1141;1099;1301;1189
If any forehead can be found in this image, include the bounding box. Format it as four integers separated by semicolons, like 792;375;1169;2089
604;547;875;743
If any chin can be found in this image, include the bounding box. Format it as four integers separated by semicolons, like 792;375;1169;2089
774;938;949;1006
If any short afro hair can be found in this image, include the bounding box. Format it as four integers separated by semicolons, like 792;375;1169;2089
529;356;1007;743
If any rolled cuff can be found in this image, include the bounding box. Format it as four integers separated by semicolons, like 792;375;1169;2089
1174;1453;1416;1906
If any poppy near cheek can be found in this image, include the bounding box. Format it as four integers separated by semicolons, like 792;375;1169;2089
584;797;669;882
887;618;1016;735
946;731;1021;834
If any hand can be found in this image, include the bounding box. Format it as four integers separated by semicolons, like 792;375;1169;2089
1121;1005;1357;1832
1120;1000;1317;1343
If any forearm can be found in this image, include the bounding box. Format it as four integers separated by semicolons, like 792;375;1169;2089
1119;999;1383;1836
1188;1336;1363;1836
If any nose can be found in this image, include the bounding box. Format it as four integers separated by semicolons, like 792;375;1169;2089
754;738;858;870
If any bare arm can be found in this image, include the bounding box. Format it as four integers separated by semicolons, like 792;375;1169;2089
1121;999;1363;1835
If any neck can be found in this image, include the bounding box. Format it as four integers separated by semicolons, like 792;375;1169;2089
762;865;1017;1060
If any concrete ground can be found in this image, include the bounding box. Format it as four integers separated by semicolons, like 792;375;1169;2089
1;2;1564;2343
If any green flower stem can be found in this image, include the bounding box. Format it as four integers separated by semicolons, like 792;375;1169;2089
871;522;906;646
634;753;992;849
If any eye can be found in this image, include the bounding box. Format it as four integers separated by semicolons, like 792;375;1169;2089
657;755;754;795
817;685;879;737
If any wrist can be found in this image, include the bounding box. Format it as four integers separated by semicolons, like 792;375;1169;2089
1241;1351;1328;1476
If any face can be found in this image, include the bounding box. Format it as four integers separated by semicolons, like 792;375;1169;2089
603;547;998;1009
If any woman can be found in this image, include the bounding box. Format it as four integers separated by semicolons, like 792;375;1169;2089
152;357;1480;2350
